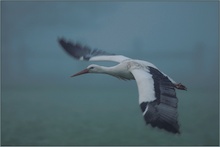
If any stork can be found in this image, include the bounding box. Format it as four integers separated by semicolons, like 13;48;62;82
58;38;187;134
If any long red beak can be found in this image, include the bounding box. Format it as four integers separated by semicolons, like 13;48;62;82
71;69;89;77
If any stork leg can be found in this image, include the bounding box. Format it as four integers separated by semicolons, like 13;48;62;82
174;83;187;90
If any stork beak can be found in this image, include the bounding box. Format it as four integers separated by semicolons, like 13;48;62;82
71;69;89;77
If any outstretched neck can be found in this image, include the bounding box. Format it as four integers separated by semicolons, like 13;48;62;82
95;65;133;80
96;65;116;75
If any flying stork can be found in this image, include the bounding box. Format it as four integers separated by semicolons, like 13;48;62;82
58;38;187;134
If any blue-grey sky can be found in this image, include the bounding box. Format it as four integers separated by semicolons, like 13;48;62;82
1;1;219;89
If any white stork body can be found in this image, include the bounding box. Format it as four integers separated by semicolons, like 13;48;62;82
58;38;186;134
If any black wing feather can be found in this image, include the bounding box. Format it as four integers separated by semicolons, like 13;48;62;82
140;67;180;134
58;38;114;60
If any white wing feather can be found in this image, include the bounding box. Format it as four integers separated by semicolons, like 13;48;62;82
90;55;130;63
131;69;156;104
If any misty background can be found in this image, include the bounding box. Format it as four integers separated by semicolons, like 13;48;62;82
1;1;219;146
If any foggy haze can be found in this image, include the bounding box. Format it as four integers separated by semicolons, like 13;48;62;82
1;1;218;89
1;1;219;146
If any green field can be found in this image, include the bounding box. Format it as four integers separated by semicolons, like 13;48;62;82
1;86;219;145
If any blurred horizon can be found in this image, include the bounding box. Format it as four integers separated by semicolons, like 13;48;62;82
1;1;219;90
1;1;219;146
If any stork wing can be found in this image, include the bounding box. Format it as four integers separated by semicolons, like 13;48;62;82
131;67;180;134
58;38;130;63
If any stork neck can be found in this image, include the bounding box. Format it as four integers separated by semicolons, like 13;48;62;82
99;66;116;75
100;65;128;79
95;64;133;80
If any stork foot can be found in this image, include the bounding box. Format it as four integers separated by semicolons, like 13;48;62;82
175;83;187;90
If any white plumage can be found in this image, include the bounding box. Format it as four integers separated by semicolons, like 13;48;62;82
131;68;156;103
58;38;187;134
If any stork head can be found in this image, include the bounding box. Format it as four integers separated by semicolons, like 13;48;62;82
71;64;102;77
